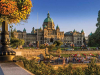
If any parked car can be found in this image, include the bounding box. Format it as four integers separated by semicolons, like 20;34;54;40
66;48;74;51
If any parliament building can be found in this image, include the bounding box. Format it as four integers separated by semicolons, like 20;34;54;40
13;12;85;47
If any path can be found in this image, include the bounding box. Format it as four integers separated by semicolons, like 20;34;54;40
0;63;32;75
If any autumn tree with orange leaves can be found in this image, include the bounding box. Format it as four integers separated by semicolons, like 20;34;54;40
0;0;33;24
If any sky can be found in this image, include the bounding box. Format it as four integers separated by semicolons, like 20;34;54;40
12;0;100;36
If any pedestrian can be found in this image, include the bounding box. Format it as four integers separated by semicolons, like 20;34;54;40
97;47;98;50
67;57;69;63
73;57;75;63
65;57;67;63
58;57;60;64
68;56;71;63
63;57;65;65
82;57;84;63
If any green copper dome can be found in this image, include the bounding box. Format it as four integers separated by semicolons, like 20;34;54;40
89;32;92;36
73;29;76;32
44;12;53;22
44;25;47;28
56;25;59;29
23;28;26;32
81;29;84;33
14;28;17;31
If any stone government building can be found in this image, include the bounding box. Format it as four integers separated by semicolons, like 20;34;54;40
13;12;85;47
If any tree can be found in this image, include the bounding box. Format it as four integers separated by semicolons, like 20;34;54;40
73;67;85;75
40;44;46;49
0;0;33;24
83;37;86;48
56;49;61;54
36;41;39;48
10;37;25;47
47;44;55;51
88;10;100;47
53;40;63;48
85;58;100;75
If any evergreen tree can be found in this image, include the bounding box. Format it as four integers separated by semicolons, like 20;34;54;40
88;10;100;47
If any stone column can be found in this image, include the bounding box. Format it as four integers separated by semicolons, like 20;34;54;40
0;20;16;62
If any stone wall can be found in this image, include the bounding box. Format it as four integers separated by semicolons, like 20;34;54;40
50;50;100;54
13;48;48;60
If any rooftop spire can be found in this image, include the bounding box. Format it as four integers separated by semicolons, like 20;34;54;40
73;29;76;32
81;29;84;33
56;24;59;29
47;11;50;18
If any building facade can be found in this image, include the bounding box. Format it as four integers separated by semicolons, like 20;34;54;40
13;12;85;47
64;30;85;47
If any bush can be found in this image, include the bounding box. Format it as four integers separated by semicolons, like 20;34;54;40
47;44;55;51
40;44;46;49
56;49;62;54
15;56;100;75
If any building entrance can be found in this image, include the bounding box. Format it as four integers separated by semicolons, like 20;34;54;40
50;38;53;42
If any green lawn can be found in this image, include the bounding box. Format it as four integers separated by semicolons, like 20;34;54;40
23;47;36;49
51;53;70;57
51;53;98;58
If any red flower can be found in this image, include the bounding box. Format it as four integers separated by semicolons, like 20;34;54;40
89;53;94;56
74;54;77;57
83;54;86;56
23;6;28;10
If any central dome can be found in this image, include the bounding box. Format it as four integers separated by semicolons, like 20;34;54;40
44;12;53;22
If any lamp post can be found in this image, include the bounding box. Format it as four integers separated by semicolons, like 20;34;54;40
0;19;16;62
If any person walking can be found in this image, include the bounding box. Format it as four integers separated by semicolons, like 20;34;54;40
58;57;60;64
73;57;75;63
65;57;67;63
63;57;65;65
67;57;69;63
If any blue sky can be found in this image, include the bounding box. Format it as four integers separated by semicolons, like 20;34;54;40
12;0;100;36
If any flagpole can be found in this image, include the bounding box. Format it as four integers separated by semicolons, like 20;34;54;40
37;12;38;41
36;12;39;48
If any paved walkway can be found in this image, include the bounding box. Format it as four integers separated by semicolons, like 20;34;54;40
0;63;32;75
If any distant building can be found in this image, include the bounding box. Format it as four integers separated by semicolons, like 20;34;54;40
64;29;85;47
12;12;85;47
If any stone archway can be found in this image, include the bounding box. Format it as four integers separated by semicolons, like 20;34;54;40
50;38;53;42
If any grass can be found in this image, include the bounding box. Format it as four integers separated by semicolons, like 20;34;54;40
50;53;70;57
51;53;99;58
23;47;36;49
53;46;98;51
60;54;70;57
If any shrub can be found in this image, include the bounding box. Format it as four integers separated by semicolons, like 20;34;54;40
47;44;55;51
56;49;62;54
40;44;46;49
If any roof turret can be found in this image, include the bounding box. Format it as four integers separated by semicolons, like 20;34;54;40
73;29;76;32
23;28;26;32
81;29;84;33
40;27;42;30
44;25;47;28
14;28;17;31
56;25;59;29
89;32;92;36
